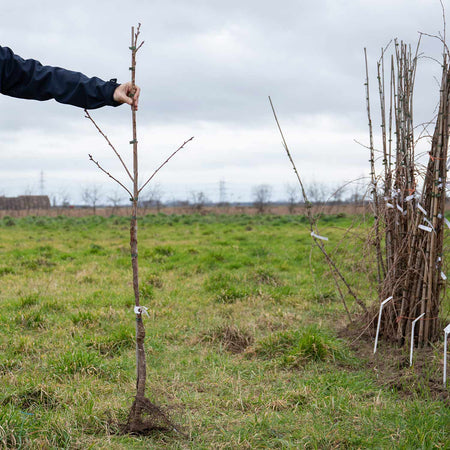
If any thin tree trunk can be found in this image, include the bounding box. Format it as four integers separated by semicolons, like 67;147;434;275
129;25;147;401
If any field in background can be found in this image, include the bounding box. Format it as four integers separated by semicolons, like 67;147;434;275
0;214;448;448
0;203;370;219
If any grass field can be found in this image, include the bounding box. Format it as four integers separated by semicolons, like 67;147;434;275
0;213;448;449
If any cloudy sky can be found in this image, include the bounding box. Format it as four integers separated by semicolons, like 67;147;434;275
0;0;447;204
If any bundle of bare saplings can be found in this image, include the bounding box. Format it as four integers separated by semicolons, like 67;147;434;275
366;38;449;346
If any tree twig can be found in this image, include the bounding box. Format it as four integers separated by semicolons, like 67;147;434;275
84;110;134;182
268;95;367;317
88;154;133;198
138;137;194;194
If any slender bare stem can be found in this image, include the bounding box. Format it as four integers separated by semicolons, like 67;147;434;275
84;110;134;182
88;154;133;198
268;95;367;318
138;137;194;194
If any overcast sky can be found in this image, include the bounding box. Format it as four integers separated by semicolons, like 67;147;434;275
0;0;447;204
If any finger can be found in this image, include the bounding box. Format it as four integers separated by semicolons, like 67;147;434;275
121;90;133;105
131;86;140;110
134;86;141;103
114;84;132;105
123;96;133;105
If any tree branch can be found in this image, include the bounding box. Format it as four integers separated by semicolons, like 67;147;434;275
84;110;134;182
138;137;194;195
88;154;133;198
268;96;367;316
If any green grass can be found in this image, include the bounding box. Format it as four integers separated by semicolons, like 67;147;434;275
0;213;448;449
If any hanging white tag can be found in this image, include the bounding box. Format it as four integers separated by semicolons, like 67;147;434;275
445;218;450;229
311;231;328;241
405;194;415;202
418;224;433;232
386;203;394;208
441;272;447;281
417;204;427;215
423;218;434;230
396;204;404;213
134;305;150;317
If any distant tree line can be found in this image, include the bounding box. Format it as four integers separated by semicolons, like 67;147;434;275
11;180;369;214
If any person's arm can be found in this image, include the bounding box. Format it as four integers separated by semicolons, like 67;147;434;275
0;46;138;110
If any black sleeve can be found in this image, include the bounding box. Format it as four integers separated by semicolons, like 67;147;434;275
0;46;121;109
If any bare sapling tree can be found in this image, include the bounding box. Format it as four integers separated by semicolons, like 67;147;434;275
269;97;367;322
85;24;193;434
108;190;124;215
252;184;272;214
56;188;71;209
285;183;299;213
140;183;163;214
82;185;102;215
190;190;209;213
305;181;328;206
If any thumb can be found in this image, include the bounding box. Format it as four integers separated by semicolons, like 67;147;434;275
123;95;133;105
114;84;133;105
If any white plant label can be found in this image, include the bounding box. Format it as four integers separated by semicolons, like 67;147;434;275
418;224;433;233
417;204;427;215
410;312;425;367
423;218;434;230
134;305;150;317
374;296;393;354
311;232;328;241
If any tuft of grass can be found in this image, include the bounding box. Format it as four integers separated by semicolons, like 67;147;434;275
0;267;15;276
0;360;22;375
19;293;40;307
216;286;248;303
139;283;154;301
203;271;250;303
310;290;338;304
153;245;174;257
87;243;105;255
88;325;135;356
70;310;99;327
15;310;46;330
2;386;59;410
251;267;283;286
3;216;15;226
49;349;104;376
203;324;254;354
254;325;347;366
0;411;30;449
145;273;163;288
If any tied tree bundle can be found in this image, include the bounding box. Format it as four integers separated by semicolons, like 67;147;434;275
366;38;449;346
